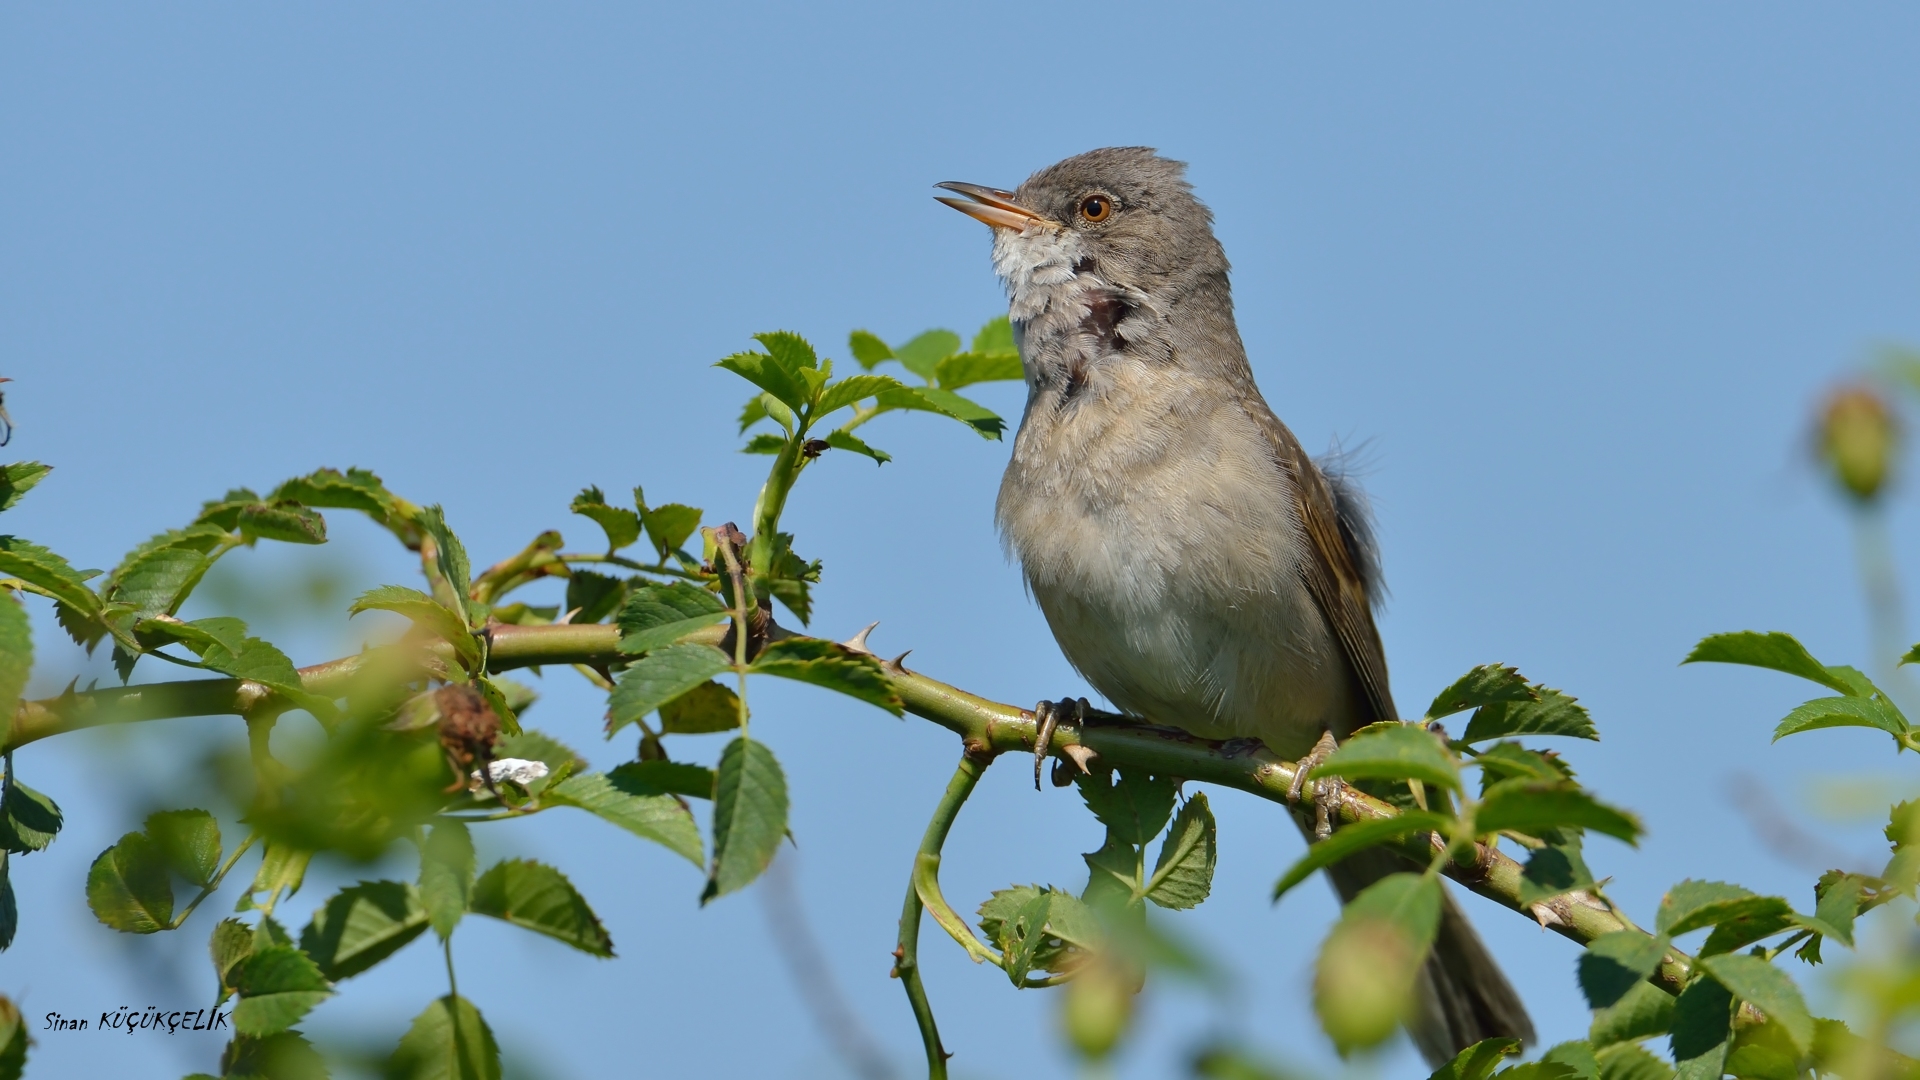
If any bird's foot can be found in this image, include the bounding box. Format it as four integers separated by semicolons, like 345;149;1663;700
1286;730;1342;841
1031;697;1089;791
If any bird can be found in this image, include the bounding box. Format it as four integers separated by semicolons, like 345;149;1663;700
935;147;1533;1065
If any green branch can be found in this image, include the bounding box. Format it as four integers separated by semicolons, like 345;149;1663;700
894;753;988;1080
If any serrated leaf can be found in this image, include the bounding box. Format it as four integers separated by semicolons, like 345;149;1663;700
1668;976;1733;1080
387;995;501;1080
229;945;332;1035
199;633;334;717
547;768;704;866
1698;899;1795;957
1540;1041;1600;1080
717;350;810;413
1427;1037;1522;1080
934;351;1024;390
848;329;893;369
741;433;786;455
418;822;473;941
1475;741;1575;793
823;429;891;463
1146;793;1216;909
874;384;1005;438
1310;722;1462;791
0;463;50;513
570;486;641;551
615;582;727;655
816;373;909;417
1595;1043;1674;1080
1518;831;1597;905
892;329;961;379
270;467;399;521
1462;687;1597;742
562;569;626;626
1475;780;1641;844
146;809;220;888
1578;931;1671;1009
762;531;821;625
1590;979;1676;1047
641;503;702;559
0;595;29;745
352;585;482;670
748;637;901;715
606;644;732;735
1000;890;1054;985
210;918;254;1004
1698;953;1812;1053
492;728;584;795
216;1030;328;1080
414;506;472;619
107;543;213;616
1811;873;1864;947
470;859;613;957
1772;695;1909;740
1076;767;1176;846
244;842;312;913
0;776;61;855
616;760;715;800
238;501;328;545
0;537;99;615
1656;880;1782;936
738;393;771;434
1684;631;1858;695
1272;811;1454;900
978;885;1101;973
972;315;1015;355
657;680;741;734
86;832;173;932
299;880;428;980
1426;664;1537;721
701;737;787;903
755;329;820;371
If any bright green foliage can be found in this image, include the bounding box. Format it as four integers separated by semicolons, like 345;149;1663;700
1655;880;1783;937
1595;1044;1673;1080
1541;1041;1600;1080
1461;687;1598;742
86;831;173;932
1684;631;1861;695
387;995;501;1080
657;680;741;734
300;881;430;980
146;809;221;887
1310;721;1462;791
352;585;481;673
237;501;328;544
0;595;29;725
418;822;474;942
546;768;704;866
1427;1037;1522;1080
1426;665;1536;721
615;582;727;655
229;945;332;1035
749;637;902;715
244;840;312;911
636;494;702;560
570;486;641;552
702;737;787;903
210;918;254;1005
215;1031;329;1080
1699;952;1813;1052
1145;793;1217;910
1474;780;1641;844
1314;873;1441;1054
606;644;732;734
470;859;614;957
1077;768;1176;847
1272;811;1454;900
0;463;50;513
978;885;1100;979
0;775;62;855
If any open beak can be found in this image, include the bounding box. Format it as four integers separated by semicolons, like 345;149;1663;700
935;181;1053;231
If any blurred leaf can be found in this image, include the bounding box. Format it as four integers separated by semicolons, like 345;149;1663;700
570;486;641;552
701;737;788;904
238;501;328;545
0;536;100;615
615;583;726;656
1475;780;1641;844
607;644;732;735
641;502;703;559
1188;1042;1297;1080
1310;722;1461;791
1656;881;1783;936
246;842;312;909
0;995;23;1079
0;463;50;513
934;351;1024;389
1684;631;1859;696
1426;665;1536;721
657;680;741;734
823;429;891;464
86;832;173;933
1541;1041;1601;1080
1062;954;1133;1061
1426;1038;1521;1080
874;384;1005;438
0;596;24;743
0;858;14;951
210;918;254;1005
978;885;1100;974
1462;688;1597;742
0;776;61;855
741;433;786;455
749;637;901;715
1147;793;1217;910
1475;741;1574;794
470;859;613;957
615;761;715;801
1771;695;1908;740
816;374;909;417
229;945;332;1036
387;994;501;1080
1590;980;1676;1047
1315;900;1428;1054
892;329;960;379
973;315;1016;355
1595;1043;1673;1080
717;349;810;413
547;769;704;866
1272;811;1454;900
848;329;893;369
1698;953;1812;1053
563;569;626;626
1578;931;1671;1009
1518;831;1597;906
300;880;428;980
1667;976;1733;1080
146;809;220;888
1076;767;1176;846
216;1030;328;1080
418;822;473;942
737;393;771;434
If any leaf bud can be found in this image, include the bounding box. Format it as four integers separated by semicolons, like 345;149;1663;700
1817;383;1898;503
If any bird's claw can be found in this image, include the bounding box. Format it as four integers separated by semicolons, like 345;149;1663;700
1032;697;1089;791
1287;730;1341;840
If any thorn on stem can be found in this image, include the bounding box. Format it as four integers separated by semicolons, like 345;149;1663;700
843;622;880;654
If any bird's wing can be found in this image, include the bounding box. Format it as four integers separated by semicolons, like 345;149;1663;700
1238;393;1399;727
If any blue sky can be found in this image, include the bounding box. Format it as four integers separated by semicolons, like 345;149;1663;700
5;4;1920;1078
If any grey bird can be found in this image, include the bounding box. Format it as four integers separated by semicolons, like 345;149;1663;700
936;147;1533;1065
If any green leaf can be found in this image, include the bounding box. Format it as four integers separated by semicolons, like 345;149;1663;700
1698;954;1813;1053
1518;830;1598;906
0;776;60;855
1475;780;1642;844
815;373;910;417
229;944;332;1035
1146;793;1217;909
1772;694;1909;740
1540;1041;1601;1080
701;737;788;903
198;632;334;717
640;502;702;559
717;349;811;413
1076;767;1176;846
1578;931;1671;1009
874;384;1005;438
1668;976;1733;1080
755;329;820;370
1310;722;1462;791
546;768;704;866
570;486;641;551
491;728;584;795
1684;631;1859;696
86;832;173;932
848;329;893;369
418;822;473;941
414;507;472;620
1590;979;1677;1047
348;585;467;644
615;582;727;655
1656;880;1786;937
210;918;255;1005
387;994;501;1080
1271;811;1455;900
146;809;220;888
1698;899;1796;958
823;429;891;464
978;885;1100;974
1000;889;1055;985
748;637;902;715
0;857;15;951
0;596;24;745
892;329;961;379
1461;687;1598;742
741;433;785;455
973;315;1016;355
0;995;24;1079
1426;665;1537;721
0;463;51;513
934;351;1024;390
470;859;613;957
270;467;400;522
1426;1037;1522;1080
246;841;312;909
216;1030;329;1080
1595;1043;1674;1080
606;643;732;734
238;501;328;545
1346;872;1443;948
107;540;214;616
657;680;741;734
762;532;822;625
562;569;626;626
1315;874;1442;1054
299;880;428;981
615;760;715;801
0;536;100;616
1811;873;1865;947
1474;741;1575;792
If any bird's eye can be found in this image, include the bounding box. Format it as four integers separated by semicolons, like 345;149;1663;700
1079;194;1113;223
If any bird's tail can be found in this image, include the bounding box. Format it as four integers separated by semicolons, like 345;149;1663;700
1318;843;1535;1067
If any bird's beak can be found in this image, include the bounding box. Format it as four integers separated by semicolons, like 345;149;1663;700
935;181;1053;231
